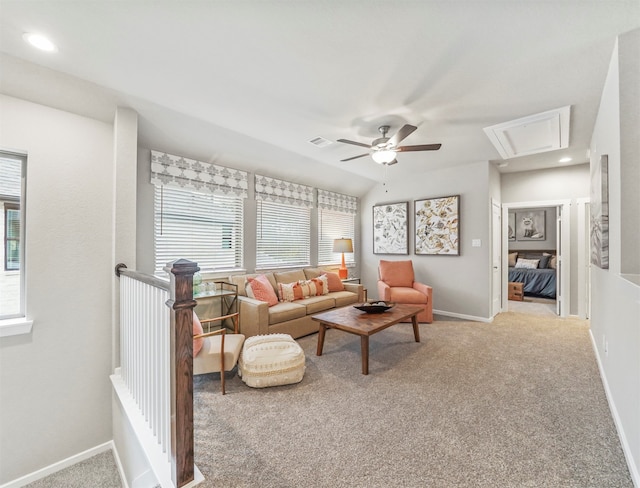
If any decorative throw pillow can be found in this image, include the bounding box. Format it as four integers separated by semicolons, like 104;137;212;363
538;254;551;269
543;252;557;269
515;258;540;269
508;252;518;267
322;272;344;292
312;275;329;295
193;312;204;357
278;279;325;302
246;274;279;306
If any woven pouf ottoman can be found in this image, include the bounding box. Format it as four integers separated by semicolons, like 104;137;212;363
238;333;306;388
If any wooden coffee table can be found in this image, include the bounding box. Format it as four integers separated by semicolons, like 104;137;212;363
312;304;423;375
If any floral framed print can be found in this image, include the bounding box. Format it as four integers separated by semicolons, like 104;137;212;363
373;202;409;254
414;195;460;255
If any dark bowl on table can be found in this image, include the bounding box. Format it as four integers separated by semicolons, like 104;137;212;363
354;301;395;314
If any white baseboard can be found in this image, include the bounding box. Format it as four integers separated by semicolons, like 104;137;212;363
0;441;116;488
589;330;640;487
433;309;493;323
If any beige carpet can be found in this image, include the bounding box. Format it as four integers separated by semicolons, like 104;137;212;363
192;312;632;487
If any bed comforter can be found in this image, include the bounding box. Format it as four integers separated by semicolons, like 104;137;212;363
508;267;556;299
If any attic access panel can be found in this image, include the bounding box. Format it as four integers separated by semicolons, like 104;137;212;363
484;106;570;159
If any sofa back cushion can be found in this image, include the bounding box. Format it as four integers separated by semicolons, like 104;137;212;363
229;273;277;297
379;260;415;287
274;269;307;285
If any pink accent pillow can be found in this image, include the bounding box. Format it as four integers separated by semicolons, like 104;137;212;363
247;274;279;306
193;312;204;357
322;272;344;292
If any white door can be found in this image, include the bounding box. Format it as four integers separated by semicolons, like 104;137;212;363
491;202;502;316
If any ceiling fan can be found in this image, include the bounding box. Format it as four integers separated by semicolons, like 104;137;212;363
337;124;441;165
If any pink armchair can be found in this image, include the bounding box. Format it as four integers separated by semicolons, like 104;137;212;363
377;260;433;323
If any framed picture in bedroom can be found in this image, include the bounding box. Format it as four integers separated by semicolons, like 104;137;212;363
516;210;545;240
508;212;516;241
372;202;409;254
414;195;459;255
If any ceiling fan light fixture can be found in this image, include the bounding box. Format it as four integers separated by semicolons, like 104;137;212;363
372;150;397;164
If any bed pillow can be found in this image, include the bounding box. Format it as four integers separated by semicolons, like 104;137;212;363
515;258;540;269
538;254;551;269
246;274;279;306
543;252;557;269
508;252;518;267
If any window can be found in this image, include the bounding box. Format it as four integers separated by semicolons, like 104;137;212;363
256;200;310;269
154;186;244;275
318;208;355;265
1;151;25;320
254;175;313;270
317;189;358;266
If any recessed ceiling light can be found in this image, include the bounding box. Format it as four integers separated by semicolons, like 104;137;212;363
559;157;572;163
23;32;57;52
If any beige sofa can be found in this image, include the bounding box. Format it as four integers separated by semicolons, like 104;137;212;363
228;268;365;339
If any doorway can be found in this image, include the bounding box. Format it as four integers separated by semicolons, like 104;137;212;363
501;200;571;318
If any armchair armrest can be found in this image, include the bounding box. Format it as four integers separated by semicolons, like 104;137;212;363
412;282;433;303
378;281;392;301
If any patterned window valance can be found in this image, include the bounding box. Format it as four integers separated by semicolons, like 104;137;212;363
150;150;248;198
255;174;314;208
317;189;357;215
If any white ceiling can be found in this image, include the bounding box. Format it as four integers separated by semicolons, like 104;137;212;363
1;1;639;196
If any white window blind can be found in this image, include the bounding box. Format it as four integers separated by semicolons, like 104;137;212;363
256;201;310;269
318;209;355;265
254;174;313;270
317;189;357;266
154;186;244;274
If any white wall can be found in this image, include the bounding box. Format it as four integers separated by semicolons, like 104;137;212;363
501;164;590;314
589;31;640;485
361;161;493;320
0;95;115;484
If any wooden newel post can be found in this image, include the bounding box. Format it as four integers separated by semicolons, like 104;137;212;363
164;258;199;488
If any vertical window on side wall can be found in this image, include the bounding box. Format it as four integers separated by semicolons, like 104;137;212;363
318;209;356;265
1;151;26;320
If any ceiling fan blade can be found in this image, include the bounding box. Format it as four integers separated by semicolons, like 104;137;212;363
396;143;442;152
388;124;417;147
386;159;398;166
337;139;371;149
340;153;370;162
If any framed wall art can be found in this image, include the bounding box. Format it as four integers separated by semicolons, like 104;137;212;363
590;154;609;269
414;195;459;255
515;209;546;240
372;202;409;254
508;212;516;241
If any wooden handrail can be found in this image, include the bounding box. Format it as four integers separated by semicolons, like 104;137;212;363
115;263;170;291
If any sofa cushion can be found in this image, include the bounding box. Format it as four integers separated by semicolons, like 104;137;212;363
329;290;360;308
268;301;307;325
303;267;324;279
247;274;279;306
274;269;307;285
296;295;335;314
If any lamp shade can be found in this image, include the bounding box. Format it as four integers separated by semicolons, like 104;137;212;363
333;238;353;253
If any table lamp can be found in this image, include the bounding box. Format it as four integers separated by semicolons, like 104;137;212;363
333;238;353;279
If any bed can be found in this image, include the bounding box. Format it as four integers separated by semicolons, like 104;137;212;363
508;250;557;299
